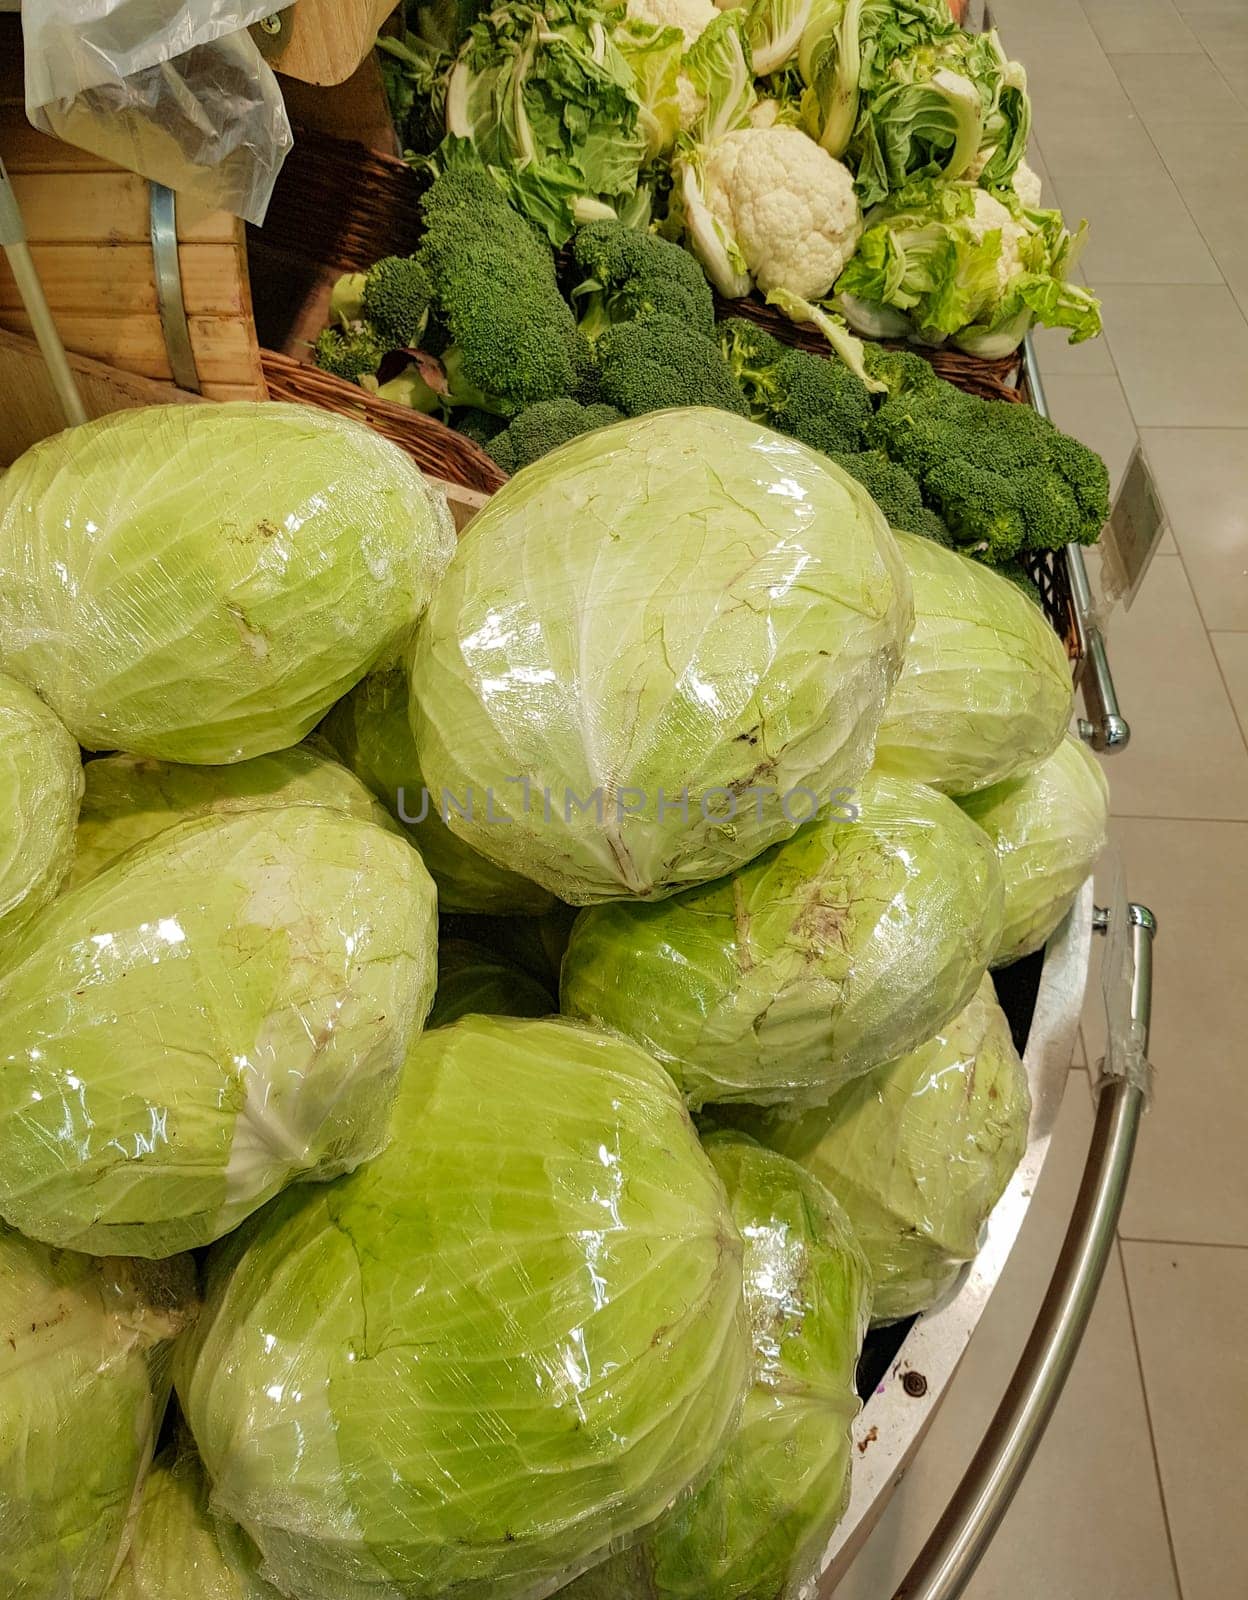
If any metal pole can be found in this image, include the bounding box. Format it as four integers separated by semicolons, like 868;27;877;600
891;905;1156;1600
0;158;88;428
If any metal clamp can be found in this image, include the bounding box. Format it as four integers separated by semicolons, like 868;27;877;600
1019;331;1129;753
888;900;1156;1600
149;183;201;395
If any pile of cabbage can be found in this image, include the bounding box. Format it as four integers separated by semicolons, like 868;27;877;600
0;398;1107;1600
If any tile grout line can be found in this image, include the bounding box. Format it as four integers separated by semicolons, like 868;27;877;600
1118;1235;1248;1252
1114;1236;1189;1600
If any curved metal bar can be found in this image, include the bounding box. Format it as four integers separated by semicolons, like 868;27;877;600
1020;331;1129;753
149;183;201;394
888;904;1156;1600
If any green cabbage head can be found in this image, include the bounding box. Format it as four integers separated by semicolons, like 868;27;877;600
176;1015;750;1600
561;771;1004;1107
411;409;912;904
0;1225;196;1599
740;975;1031;1323
105;1446;279;1600
427;937;555;1028
320;666;554;914
959;733;1109;966
873;531;1074;796
0;672;82;941
0;403;455;763
0;806;437;1257
561;1131;871;1600
67;744;399;889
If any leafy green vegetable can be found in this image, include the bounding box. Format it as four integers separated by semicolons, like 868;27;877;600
67;745;399;890
320;665;555;915
487;398;625;474
561;770;1004;1107
0;404;455;764
959;734;1109;967
177;1015;750;1600
427;937;556;1027
561;1131;870;1599
411;408;911;903
873;530;1074;796
739;974;1030;1322
0;806;437;1257
614;14;686;160
0;673;81;944
1;1226;195;1599
441;1;649;244
104;1445;278;1600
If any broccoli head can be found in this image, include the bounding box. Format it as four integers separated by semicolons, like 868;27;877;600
721;318;873;456
312;324;384;383
571;221;715;340
861;343;941;399
486;399;624;475
361;255;433;349
596;316;749;419
418;167;594;414
826;450;926;532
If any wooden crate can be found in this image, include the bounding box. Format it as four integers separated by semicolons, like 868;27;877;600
0;30;266;402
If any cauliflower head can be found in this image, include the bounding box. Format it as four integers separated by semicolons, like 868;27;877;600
963;186;1031;295
1011;158;1043;209
702;126;862;301
627;0;718;48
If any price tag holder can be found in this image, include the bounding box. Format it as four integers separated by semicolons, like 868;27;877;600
1099;445;1169;613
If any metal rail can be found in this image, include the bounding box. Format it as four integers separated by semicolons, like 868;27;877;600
889;903;1157;1600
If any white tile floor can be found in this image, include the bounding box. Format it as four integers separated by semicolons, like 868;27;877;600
833;3;1248;1595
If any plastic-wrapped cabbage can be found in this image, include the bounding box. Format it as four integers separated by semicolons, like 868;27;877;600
427;937;556;1028
104;1446;279;1600
873;531;1074;796
411;409;912;904
0;1225;196;1600
561;771;1003;1107
0;403;455;764
0;672;82;941
0;806;438;1257
67;745;399;889
177;1016;750;1600
743;975;1030;1322
561;1131;870;1600
960;734;1109;966
320;666;554;915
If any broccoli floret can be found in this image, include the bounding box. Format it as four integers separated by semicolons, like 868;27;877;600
361;256;433;349
868;380;1109;562
571;221;715;340
312;324;384;383
418;167;594;414
719;318;789;390
861;343;941;399
911;505;956;547
723;322;874;456
998;563;1046;608
487;399;624;475
596;316;749;419
826;450;927;532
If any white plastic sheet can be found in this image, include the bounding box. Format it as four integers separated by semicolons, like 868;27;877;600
22;1;295;224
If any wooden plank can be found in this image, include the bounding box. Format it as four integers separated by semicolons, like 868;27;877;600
0;309;266;388
0;243;251;317
0;328;204;467
268;0;399;88
0;111;119;173
5;172;240;244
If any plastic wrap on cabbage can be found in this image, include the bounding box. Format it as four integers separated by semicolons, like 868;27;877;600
0;806;438;1257
741;975;1030;1322
561;1131;870;1600
428;937;556;1027
412;409;912;905
959;734;1109;967
67;745;400;889
0;403;455;764
104;1445;279;1600
561;771;1003;1107
320;666;555;915
0;672;82;941
176;1016;750;1600
873;531;1074;796
0;1225;196;1600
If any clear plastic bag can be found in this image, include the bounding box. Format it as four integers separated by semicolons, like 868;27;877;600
22;1;296;224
